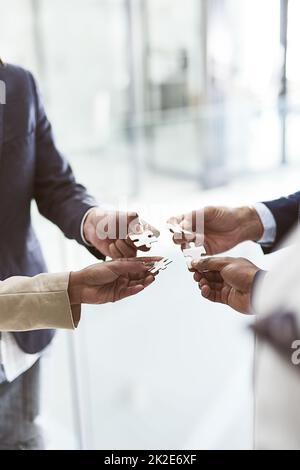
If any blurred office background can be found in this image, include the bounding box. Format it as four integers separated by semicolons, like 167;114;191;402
1;0;300;449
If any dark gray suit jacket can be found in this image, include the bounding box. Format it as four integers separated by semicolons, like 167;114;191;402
0;63;103;354
261;192;300;253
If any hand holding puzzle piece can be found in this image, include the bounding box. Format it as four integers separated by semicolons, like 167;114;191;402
128;222;207;274
167;222;207;268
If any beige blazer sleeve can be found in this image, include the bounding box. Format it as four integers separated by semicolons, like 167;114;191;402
0;272;78;331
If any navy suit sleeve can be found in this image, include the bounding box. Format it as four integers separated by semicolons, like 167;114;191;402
29;73;104;260
261;192;300;253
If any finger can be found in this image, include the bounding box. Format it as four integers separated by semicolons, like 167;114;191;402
128;279;147;287
201;284;212;299
136;244;151;252
200;284;228;305
221;285;231;304
143;274;155;287
200;285;221;303
125;235;139;251
193;270;220;283
127;270;154;281
192;257;233;273
118;285;145;301
193;271;203;283
127;268;161;281
128;271;148;281
124;237;138;251
199;278;223;291
199;278;208;288
200;271;223;283
129;274;155;288
173;233;203;246
115;240;136;258
167;215;184;226
109;243;123;259
213;290;223;303
167;214;194;244
172;233;194;245
141;221;160;238
109;259;159;276
113;256;163;263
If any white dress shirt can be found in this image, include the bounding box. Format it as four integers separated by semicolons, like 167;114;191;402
252;202;277;246
0;210;93;384
0;333;41;383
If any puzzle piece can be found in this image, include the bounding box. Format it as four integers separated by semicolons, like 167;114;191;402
149;257;173;275
182;243;207;268
129;230;158;249
166;222;191;236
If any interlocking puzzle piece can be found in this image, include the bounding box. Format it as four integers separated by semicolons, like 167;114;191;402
182;243;207;268
129;230;158;249
167;222;191;236
149;257;172;275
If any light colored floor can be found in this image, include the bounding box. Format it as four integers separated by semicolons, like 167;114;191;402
34;162;300;449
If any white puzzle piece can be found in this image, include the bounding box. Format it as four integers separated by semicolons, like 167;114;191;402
182;243;207;268
149;257;172;275
129;230;158;249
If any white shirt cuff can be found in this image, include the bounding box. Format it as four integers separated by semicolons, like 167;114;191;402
80;208;95;247
252;202;277;246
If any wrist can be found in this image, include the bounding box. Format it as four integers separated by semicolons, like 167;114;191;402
68;271;83;305
236;206;264;243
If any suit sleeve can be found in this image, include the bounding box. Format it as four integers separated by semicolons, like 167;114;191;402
0;273;77;331
261;192;300;254
29;72;104;260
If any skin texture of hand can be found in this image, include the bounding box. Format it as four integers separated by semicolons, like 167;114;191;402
68;257;162;306
84;209;160;258
168;206;264;255
190;257;261;314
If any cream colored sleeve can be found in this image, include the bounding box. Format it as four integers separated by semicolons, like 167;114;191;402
0;272;79;331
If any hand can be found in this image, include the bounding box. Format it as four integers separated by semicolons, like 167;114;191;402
168;206;263;255
190;257;261;314
68;257;162;305
84;209;160;258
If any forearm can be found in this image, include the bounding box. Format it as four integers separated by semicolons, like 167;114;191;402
0;273;79;331
29;71;103;257
34;162;98;247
